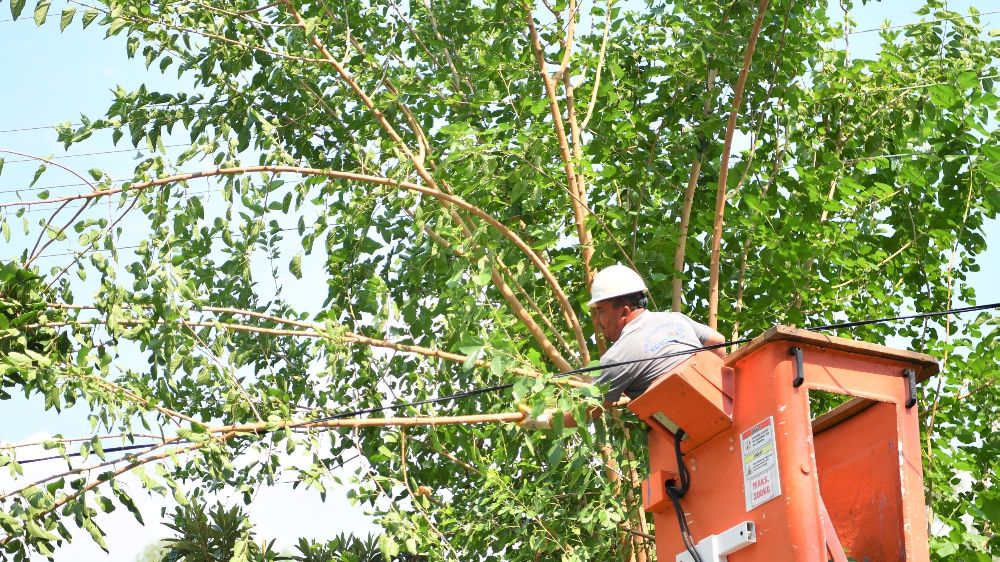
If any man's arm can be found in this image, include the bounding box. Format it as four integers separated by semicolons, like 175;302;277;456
702;328;727;359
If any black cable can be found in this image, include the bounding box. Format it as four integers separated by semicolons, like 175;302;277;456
15;442;160;465
313;382;515;423
311;301;1000;422
805;301;1000;332
666;429;702;562
12;304;998;465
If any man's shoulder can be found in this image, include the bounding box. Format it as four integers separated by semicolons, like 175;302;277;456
631;311;691;330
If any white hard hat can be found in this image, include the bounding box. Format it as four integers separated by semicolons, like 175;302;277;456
587;265;647;306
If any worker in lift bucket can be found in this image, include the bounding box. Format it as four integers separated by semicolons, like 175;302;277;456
519;264;726;429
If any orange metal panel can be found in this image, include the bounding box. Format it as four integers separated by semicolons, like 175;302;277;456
814;401;905;560
642;469;677;514
628;354;733;451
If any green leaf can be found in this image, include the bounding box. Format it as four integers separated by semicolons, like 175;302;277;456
59;6;75;31
289;252;302;279
91;436;106;460
33;0;50;25
112;485;144;525
7;351;33;368
30;163;47;187
83;518;109;552
982;497;1000;522
546;442;564;466
26;519;58;542
928;84;959;108
9;0;26;20
81;7;98;28
490;356;506;378
957;71;979;90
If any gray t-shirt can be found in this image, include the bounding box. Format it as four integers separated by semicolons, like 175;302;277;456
595;311;715;402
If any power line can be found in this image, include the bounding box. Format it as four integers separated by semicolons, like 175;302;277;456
0;178;132;195
0;101;222;135
805;301;1000;332
1;144;188;165
311;301;1000;423
0;124;64;134
846;9;1000;35
0;177;306;196
16;443;160;465
1;3;994;31
3;224;307;262
0;8;994;137
0;186;222;221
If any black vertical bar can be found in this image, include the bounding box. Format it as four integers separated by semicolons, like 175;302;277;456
790;347;804;387
904;368;917;408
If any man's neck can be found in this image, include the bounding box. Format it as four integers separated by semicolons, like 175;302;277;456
624;308;646;325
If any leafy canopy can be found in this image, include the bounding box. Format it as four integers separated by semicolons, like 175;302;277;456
0;0;997;560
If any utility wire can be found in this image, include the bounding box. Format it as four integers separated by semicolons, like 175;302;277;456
16;443;161;465
311;302;1000;422
0;5;994;31
0;144;188;165
1;225;308;262
4;67;995;141
847;9;1000;35
0;177;306;196
804;301;1000;332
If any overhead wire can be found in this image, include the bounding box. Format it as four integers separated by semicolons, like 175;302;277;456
0;4;993;31
16;443;160;465
846;9;1000;35
309;301;1000;423
0;143;188;165
2;224;309;262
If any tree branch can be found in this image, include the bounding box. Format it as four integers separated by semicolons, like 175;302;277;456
579;0;613;132
707;0;770;328
40;307;592;387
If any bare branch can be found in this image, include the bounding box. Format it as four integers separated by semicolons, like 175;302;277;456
580;0;614;131
708;0;770;328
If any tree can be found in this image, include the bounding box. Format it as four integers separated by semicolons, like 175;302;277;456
158;500;279;562
0;0;997;560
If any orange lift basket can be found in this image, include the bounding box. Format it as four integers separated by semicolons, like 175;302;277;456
628;326;939;562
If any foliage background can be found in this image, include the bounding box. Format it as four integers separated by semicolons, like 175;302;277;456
0;0;997;560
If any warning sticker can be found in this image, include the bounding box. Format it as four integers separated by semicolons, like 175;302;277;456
741;416;781;511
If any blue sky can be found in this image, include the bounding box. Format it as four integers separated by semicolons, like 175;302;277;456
1;1;997;559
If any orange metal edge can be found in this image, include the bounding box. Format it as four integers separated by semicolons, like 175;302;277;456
725;325;940;382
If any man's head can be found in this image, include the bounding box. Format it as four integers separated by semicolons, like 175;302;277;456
588;266;648;343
